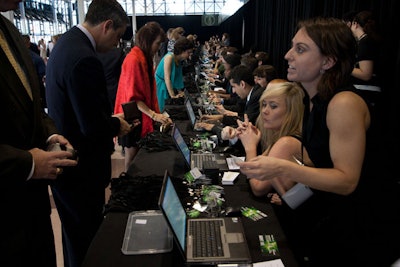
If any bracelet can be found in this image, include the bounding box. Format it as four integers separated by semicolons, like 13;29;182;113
151;111;156;120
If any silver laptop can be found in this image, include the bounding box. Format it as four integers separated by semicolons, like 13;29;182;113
158;171;251;265
171;123;230;171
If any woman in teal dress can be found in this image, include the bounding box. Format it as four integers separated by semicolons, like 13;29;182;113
155;37;194;111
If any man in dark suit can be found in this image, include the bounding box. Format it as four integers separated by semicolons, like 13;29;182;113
45;0;131;266
97;45;126;111
0;1;77;266
196;65;264;145
199;64;264;126
226;64;264;124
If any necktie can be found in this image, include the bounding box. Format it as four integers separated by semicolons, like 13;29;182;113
0;29;33;100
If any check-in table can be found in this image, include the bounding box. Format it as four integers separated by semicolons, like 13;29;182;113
82;118;299;267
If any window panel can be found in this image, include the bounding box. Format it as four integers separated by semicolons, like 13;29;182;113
13;0;243;43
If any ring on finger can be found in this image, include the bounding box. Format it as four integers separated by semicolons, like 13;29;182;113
56;167;63;175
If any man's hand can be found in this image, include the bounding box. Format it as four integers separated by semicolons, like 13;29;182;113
113;115;131;137
29;148;77;179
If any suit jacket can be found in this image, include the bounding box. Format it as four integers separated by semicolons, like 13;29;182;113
46;26;120;186
0;15;58;266
222;84;264;125
97;46;126;111
243;84;264;123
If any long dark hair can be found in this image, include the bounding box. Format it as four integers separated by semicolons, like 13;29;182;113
135;22;165;81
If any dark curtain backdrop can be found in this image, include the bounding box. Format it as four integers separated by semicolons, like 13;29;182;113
220;0;398;92
219;0;399;154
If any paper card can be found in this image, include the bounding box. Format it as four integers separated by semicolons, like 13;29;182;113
253;259;285;267
226;156;245;170
221;171;240;185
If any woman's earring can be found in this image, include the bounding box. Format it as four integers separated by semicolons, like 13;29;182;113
320;69;325;74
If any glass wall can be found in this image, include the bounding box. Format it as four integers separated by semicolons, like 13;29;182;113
13;0;244;45
14;0;75;44
83;0;228;15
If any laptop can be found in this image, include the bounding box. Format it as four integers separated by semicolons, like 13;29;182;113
158;171;251;265
171;123;231;171
184;89;199;106
184;97;204;132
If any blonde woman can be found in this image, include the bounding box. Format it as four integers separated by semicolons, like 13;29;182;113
236;81;306;197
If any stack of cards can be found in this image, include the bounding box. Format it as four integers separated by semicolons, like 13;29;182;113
221;171;240;185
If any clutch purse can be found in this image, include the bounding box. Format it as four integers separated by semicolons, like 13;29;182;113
121;101;141;123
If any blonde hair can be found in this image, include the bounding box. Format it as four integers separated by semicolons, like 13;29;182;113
256;82;305;152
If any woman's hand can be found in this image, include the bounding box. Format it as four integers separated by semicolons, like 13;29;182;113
171;91;183;98
208;93;222;105
268;193;283;205
195;122;214;131
214;104;226;114
236;114;251;133
200;114;223;122
153;113;172;124
236;156;287;181
237;122;260;150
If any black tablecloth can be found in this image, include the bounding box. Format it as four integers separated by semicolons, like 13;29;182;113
83;119;299;267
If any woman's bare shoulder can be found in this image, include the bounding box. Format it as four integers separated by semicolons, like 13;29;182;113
268;136;302;159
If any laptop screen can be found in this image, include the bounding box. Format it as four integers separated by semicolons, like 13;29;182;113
185;98;196;127
172;124;191;167
160;174;187;253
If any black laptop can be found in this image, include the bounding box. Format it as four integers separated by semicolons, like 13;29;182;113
184;97;205;132
158;170;251;265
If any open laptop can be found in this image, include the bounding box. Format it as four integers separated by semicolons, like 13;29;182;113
184;89;199;106
158;171;251;265
184;97;205;132
171;123;230;171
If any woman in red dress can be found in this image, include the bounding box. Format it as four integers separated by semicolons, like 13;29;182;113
115;22;172;171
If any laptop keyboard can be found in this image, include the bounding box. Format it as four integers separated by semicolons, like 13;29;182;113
193;154;214;169
189;220;224;257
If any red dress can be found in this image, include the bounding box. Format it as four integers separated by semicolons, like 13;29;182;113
114;46;160;138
